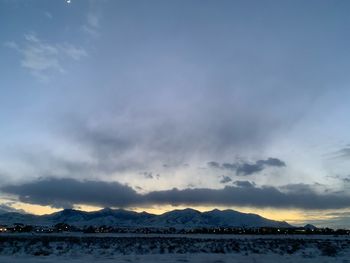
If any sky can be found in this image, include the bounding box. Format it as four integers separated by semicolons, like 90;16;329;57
1;0;350;228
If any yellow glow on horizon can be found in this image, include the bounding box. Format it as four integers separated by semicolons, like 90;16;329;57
12;203;61;215
73;204;104;212
4;200;347;226
130;205;315;225
13;203;104;215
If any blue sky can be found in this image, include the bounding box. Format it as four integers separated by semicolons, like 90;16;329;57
1;0;350;227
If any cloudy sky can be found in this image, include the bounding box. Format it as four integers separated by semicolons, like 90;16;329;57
1;0;350;227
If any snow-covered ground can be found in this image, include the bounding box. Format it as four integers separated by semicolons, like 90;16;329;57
0;234;349;262
2;254;350;263
2;232;350;239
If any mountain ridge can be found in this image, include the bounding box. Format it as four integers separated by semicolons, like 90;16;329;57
0;208;291;228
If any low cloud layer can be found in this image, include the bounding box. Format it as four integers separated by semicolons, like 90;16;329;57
2;178;350;210
2;178;139;209
208;158;286;175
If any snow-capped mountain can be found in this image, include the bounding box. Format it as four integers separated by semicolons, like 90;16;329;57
0;208;291;228
143;208;290;228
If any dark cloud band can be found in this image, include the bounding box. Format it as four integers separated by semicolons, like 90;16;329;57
2;178;350;210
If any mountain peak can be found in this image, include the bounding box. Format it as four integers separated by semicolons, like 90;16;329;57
100;207;113;212
304;224;317;230
60;209;80;215
179;208;200;213
98;207;116;214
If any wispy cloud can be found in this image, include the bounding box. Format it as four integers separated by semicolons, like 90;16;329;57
21;34;62;75
44;11;53;19
4;33;87;80
3;41;19;50
82;13;100;37
62;44;88;61
334;147;350;159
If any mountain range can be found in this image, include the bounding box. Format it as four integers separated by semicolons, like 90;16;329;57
0;208;291;228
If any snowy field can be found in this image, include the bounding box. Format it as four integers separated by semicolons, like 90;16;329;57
0;234;349;262
2;254;350;263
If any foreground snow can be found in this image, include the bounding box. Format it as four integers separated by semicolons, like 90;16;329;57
2;253;350;263
0;234;349;262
